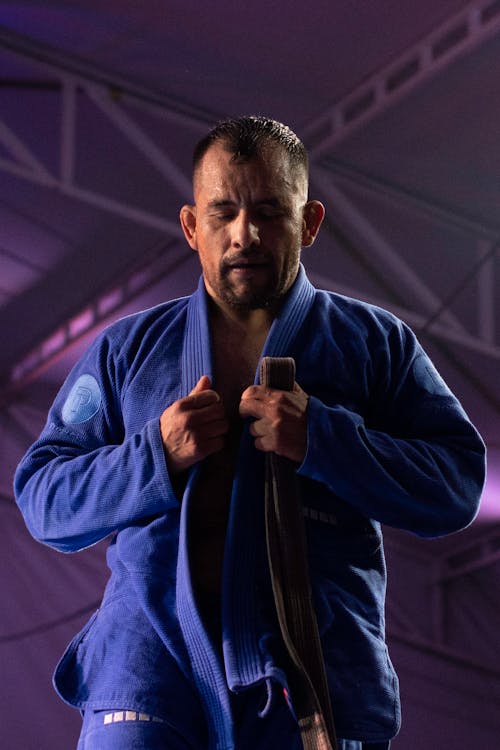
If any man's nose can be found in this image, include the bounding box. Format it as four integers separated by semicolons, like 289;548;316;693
232;211;260;249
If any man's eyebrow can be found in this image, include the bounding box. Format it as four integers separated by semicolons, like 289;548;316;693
207;199;237;210
255;197;282;207
206;197;285;210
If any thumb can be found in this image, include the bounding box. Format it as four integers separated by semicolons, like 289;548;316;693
190;375;212;394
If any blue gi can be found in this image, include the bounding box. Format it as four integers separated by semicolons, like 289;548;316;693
14;266;485;748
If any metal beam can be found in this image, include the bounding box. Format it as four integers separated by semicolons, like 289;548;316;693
0;405;39;446
86;85;192;197
387;626;500;677
0;490;16;506
0;25;217;130
322;157;500;241
0;28;214;233
437;531;500;582
0;86;186;235
477;238;496;344
385;598;423;639
60;76;76;185
0;116;54;180
312;168;468;333
318;163;499;355
0;147;183;234
303;0;500;159
385;531;500;670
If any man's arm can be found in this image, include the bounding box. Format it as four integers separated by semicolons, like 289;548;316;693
14;407;171;554
239;345;485;538
14;330;226;553
298;393;484;537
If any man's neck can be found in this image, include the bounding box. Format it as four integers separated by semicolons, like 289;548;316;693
207;297;275;339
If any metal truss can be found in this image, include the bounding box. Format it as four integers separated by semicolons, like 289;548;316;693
437;527;500;582
0;78;185;235
386;625;500;679
309;165;500;361
301;0;500;361
302;0;500;158
312;169;467;331
0;26;212;235
384;530;500;674
316;160;499;352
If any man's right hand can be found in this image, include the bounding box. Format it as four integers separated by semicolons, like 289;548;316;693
160;375;228;474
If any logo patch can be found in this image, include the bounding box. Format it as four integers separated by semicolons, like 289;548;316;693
62;374;102;424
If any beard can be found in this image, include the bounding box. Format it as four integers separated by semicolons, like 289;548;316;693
214;248;300;311
217;270;280;310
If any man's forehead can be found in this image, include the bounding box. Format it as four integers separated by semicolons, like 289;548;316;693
193;141;306;199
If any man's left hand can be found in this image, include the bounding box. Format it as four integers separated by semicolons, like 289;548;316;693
239;383;309;463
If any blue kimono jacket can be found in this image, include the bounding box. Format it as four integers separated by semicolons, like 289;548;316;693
14;267;485;748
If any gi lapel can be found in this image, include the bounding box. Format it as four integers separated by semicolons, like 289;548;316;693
181;275;214;395
177;278;234;749
223;265;318;689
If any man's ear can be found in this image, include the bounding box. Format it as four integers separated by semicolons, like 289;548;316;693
179;205;198;250
301;200;325;247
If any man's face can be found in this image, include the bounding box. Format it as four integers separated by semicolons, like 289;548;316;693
180;141;323;313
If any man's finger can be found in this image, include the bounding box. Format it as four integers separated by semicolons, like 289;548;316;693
239;397;267;420
249;419;269;437
183;390;221;410
182;376;221;409
190;375;212;394
240;384;270;401
239;384;277;419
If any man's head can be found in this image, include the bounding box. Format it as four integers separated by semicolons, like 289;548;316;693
192;116;309;195
180;116;324;316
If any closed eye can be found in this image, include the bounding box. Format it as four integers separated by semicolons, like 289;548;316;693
257;207;285;219
213;212;236;221
254;199;288;219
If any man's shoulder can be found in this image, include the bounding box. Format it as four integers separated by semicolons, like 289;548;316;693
103;295;191;338
312;285;403;332
87;293;193;359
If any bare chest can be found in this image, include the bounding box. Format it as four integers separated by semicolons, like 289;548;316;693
189;318;270;600
212;329;267;420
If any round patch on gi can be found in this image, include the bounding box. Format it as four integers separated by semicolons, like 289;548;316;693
62;374;102;424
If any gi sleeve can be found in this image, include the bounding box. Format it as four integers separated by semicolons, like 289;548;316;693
298;318;486;537
14;328;178;553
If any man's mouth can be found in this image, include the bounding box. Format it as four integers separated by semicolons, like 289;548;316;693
229;262;266;269
224;257;270;272
225;262;270;281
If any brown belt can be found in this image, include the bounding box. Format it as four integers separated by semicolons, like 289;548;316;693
260;356;337;750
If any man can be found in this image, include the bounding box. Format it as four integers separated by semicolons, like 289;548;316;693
15;116;485;750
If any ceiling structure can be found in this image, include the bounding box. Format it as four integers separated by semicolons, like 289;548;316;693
1;2;500;748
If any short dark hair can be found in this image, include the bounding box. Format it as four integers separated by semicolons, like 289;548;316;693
192;115;308;178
